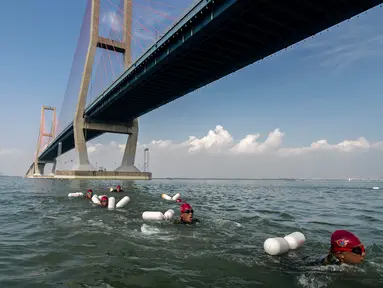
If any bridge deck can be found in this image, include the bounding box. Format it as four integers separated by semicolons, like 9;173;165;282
37;0;383;163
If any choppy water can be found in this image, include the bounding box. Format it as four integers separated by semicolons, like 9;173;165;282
0;176;382;287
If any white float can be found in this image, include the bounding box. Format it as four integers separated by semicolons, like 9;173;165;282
68;192;83;198
164;209;175;220
264;231;306;256
161;193;172;200
162;193;181;201
116;196;130;208
264;237;290;256
142;211;165;221
284;232;305;250
91;194;101;205
109;187;114;192
108;197;116;209
372;186;379;190
172;193;181;201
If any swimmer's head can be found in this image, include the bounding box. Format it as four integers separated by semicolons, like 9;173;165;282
116;185;122;192
330;230;365;264
100;196;108;207
180;203;193;223
86;189;93;199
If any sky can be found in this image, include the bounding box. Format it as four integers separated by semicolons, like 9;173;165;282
0;1;382;178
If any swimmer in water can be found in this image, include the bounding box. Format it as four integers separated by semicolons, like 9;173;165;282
85;189;93;200
173;203;199;224
109;185;123;192
99;196;109;208
321;230;365;265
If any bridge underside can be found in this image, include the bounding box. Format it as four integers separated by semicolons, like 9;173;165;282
38;0;382;163
86;0;381;122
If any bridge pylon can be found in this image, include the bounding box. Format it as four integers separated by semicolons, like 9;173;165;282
73;0;139;172
26;106;57;177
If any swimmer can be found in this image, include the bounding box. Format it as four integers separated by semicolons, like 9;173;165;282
109;185;123;192
173;203;199;224
99;196;109;208
321;230;365;265
85;189;93;200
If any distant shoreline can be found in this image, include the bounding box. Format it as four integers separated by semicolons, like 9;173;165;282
154;178;300;181
153;177;382;181
1;175;381;181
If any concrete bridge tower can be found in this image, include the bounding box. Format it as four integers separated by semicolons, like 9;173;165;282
26;106;57;177
73;0;140;173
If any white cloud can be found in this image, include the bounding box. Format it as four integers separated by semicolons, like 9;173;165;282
371;142;383;150
59;125;383;179
84;125;382;157
185;125;233;153
301;19;383;73
0;148;23;157
278;137;372;156
2;125;382;178
101;11;122;33
231;129;284;154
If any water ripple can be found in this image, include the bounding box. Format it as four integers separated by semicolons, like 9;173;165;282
0;177;382;287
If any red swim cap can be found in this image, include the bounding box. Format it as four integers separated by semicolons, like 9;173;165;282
88;189;93;192
331;230;362;253
100;196;108;202
180;203;192;213
117;185;121;189
176;198;183;203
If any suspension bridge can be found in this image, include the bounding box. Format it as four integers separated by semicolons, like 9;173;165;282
26;0;383;179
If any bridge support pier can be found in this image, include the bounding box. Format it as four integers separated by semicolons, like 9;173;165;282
115;118;139;172
73;120;96;171
34;162;46;176
50;159;57;175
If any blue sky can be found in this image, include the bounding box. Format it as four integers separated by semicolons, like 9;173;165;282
0;1;382;177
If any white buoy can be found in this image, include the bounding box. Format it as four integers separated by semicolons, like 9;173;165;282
68;192;83;198
172;193;181;201
108;197;116;209
163;209;175;220
116;196;130;208
264;237;290;256
372;187;379;190
162;194;172;200
284;232;305;250
142;211;164;220
91;194;101;205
